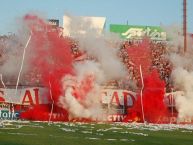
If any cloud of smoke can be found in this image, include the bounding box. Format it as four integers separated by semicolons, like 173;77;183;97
0;15;45;83
58;15;126;120
70;21;126;81
164;24;193;120
59;61;105;120
59;77;103;120
74;61;105;84
0;34;29;82
171;54;193;119
78;36;126;81
162;24;193;53
161;24;183;52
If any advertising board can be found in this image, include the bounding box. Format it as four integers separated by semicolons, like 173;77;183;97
48;19;59;27
110;24;167;41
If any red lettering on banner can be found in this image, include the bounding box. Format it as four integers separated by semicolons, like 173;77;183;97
123;92;128;106
22;90;34;105
110;91;120;106
34;88;39;105
167;94;175;106
123;92;136;107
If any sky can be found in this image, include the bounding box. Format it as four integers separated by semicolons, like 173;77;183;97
0;0;193;35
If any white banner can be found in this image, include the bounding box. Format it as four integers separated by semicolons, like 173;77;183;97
0;87;49;105
101;88;183;108
0;87;183;107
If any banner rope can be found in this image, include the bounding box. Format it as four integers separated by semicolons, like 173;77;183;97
14;32;32;118
139;65;145;124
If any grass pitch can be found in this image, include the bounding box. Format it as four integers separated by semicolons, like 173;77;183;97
0;121;193;145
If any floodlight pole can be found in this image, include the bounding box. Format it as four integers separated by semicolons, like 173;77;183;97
183;0;187;53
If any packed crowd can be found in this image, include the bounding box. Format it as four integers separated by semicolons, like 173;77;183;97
118;40;172;91
0;34;43;87
150;41;172;91
0;35;8;65
0;34;173;91
70;39;173;92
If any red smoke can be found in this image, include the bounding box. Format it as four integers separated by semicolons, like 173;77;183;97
72;74;95;101
20;15;96;121
21;105;69;121
20;15;74;121
20;15;170;123
126;38;152;77
123;39;169;123
125;70;169;123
